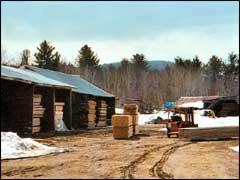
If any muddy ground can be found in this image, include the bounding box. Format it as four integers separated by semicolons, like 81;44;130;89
1;125;239;179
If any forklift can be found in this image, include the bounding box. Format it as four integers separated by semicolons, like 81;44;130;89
166;107;198;138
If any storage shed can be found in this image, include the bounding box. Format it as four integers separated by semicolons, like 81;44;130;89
24;65;116;129
1;66;74;135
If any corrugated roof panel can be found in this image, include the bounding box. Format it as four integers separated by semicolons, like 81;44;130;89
25;65;114;98
175;96;220;105
1;65;74;89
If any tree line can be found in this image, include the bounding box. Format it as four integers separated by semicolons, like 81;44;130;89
1;40;239;112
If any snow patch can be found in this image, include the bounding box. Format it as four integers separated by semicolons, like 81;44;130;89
229;146;239;152
159;128;167;131
178;101;204;109
56;119;69;131
139;111;173;125
1;132;66;160
194;110;239;128
138;109;239;127
115;108;124;114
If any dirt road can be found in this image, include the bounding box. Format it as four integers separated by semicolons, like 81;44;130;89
1;126;239;179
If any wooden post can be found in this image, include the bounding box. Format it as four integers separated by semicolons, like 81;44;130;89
30;85;34;134
52;88;55;131
191;108;194;125
69;89;72;130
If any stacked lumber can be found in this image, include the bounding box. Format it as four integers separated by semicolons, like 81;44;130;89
219;103;239;117
123;104;139;135
179;126;239;141
106;100;115;125
32;94;45;133
97;100;107;127
74;100;97;128
123;104;138;115
132;115;139;135
87;100;97;128
112;115;133;139
54;102;65;130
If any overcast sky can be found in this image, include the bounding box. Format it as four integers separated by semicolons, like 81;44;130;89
1;1;239;64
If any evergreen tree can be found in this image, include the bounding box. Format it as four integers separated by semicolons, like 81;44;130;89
34;40;60;70
174;56;184;66
119;58;130;71
207;55;224;80
75;45;100;69
192;55;202;70
131;53;148;70
20;49;30;66
225;52;239;75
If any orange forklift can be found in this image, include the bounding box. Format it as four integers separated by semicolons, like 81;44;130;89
166;107;198;138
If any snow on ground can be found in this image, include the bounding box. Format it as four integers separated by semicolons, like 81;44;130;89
138;109;239;127
139;111;173;125
194;110;239;128
1;132;66;160
116;107;239;127
178;101;204;109
115;108;124;114
229;146;239;152
56;119;69;131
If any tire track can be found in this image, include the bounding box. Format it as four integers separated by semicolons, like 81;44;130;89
121;142;179;179
150;142;193;179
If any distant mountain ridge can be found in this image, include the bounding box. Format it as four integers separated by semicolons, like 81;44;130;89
101;60;174;70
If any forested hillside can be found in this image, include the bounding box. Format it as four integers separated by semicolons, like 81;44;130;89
2;41;239;111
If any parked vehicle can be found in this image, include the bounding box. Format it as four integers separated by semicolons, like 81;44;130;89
166;107;198;137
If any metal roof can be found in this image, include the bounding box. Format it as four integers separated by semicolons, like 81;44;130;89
24;65;115;98
175;96;221;106
1;65;74;89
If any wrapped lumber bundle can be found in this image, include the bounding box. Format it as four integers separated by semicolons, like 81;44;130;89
32;94;45;133
97;100;107;127
112;115;133;139
132;115;139;135
87;100;97;128
54;102;65;130
123;104;139;135
123;104;138;115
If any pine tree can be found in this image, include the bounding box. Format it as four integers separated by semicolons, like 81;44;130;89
34;40;60;70
192;55;202;70
131;53;148;70
207;55;224;80
75;45;100;69
119;58;130;71
174;56;184;66
52;52;61;71
225;52;239;75
20;49;30;66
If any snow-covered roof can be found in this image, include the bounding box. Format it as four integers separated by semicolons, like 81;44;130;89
176;96;221;106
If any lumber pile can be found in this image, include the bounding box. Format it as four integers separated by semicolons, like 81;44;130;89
32;94;45;133
74;100;97;128
97;100;107;127
179;126;239;141
106;100;115;125
54;102;65;130
87;100;97;128
123;104;138;115
112;115;133;139
219;103;239;117
132;115;139;135
123;104;139;135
